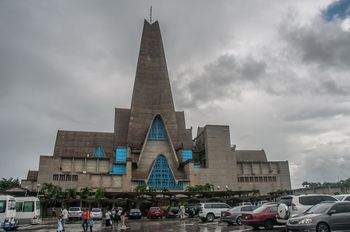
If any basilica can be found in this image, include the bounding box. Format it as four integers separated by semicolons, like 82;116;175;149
22;19;291;196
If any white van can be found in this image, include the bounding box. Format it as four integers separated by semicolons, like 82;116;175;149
0;195;18;230
15;197;41;225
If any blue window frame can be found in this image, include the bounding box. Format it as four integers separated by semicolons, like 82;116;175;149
116;146;127;163
93;145;105;158
182;150;193;162
147;155;183;190
112;164;126;175
148;116;167;140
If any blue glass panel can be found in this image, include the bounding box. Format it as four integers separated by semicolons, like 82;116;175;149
112;164;126;174
93;145;105;158
193;163;201;168
147;155;183;190
116;146;127;163
182;150;193;162
148;116;167;140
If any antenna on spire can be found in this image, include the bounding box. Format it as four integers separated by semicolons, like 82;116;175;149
150;6;152;23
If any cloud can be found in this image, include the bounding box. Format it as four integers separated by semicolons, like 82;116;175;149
173;54;266;108
280;17;350;70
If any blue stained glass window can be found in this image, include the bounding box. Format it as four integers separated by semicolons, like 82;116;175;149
148;116;167;140
112;164;126;174
147;155;183;190
93;145;105;158
116;146;127;163
182;150;193;162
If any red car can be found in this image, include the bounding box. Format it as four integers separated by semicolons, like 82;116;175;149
147;207;164;219
241;203;282;230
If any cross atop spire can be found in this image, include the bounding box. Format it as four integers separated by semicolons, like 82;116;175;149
150;6;152;24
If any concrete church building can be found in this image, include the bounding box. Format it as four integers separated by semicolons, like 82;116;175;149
22;19;291;196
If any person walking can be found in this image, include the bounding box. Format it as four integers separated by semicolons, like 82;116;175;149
105;209;112;228
82;208;90;232
57;215;63;232
60;208;68;231
180;204;185;219
120;209;127;229
88;218;94;232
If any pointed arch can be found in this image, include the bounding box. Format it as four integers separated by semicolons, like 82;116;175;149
147;154;183;190
148;115;167;140
93;145;105;158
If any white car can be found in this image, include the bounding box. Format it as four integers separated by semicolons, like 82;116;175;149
90;208;102;220
68;207;82;221
198;202;231;222
276;194;338;224
332;194;350;201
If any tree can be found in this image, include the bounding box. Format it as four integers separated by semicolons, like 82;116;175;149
40;183;63;206
94;187;106;208
80;187;92;199
0;178;20;192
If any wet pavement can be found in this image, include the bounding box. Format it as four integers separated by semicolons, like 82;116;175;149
11;218;286;232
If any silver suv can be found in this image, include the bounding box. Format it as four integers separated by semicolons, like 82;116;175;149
276;194;338;224
198;202;231;222
68;207;82;220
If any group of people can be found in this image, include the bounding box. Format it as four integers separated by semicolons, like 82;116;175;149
56;207;127;232
105;207;127;229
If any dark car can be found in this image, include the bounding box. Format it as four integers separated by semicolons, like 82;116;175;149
286;201;350;232
166;207;180;218
128;208;142;219
241;203;282;230
221;205;257;225
186;204;200;217
147;207;164;219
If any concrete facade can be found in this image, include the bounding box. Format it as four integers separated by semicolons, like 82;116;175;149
22;19;291;196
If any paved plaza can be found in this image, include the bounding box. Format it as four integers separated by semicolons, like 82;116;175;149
12;218;285;232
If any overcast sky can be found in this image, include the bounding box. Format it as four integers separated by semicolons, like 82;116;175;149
1;0;350;188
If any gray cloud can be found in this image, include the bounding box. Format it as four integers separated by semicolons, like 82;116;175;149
173;54;266;108
281;18;350;70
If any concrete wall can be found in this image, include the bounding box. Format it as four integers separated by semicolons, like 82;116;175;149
191;126;238;190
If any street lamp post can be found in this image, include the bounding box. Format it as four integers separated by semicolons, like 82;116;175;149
36;184;41;198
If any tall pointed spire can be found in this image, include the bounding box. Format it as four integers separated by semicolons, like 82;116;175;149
127;20;178;148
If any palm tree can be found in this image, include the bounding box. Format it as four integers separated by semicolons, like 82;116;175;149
94;187;106;208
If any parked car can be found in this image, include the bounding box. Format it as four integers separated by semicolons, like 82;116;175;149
276;194;338;224
241;203;281;230
68;207;82;221
147;207;164;219
165;207;179;218
128;208;142;219
220;205;257;225
186;204;200;217
198;202;231;222
255;200;271;207
332;194;350;201
238;202;252;206
90;208;102;220
286;201;350;232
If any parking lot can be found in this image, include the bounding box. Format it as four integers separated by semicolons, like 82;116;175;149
13;218;285;232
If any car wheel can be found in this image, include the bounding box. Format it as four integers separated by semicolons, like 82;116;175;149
316;222;330;232
206;213;215;222
264;219;274;230
236;216;242;225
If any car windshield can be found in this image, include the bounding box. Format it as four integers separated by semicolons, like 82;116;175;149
130;209;140;212
91;208;101;212
69;207;81;211
280;197;293;206
253;205;267;213
333;195;345;201
304;203;333;214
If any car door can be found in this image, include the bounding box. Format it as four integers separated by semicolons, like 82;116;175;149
328;204;349;231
